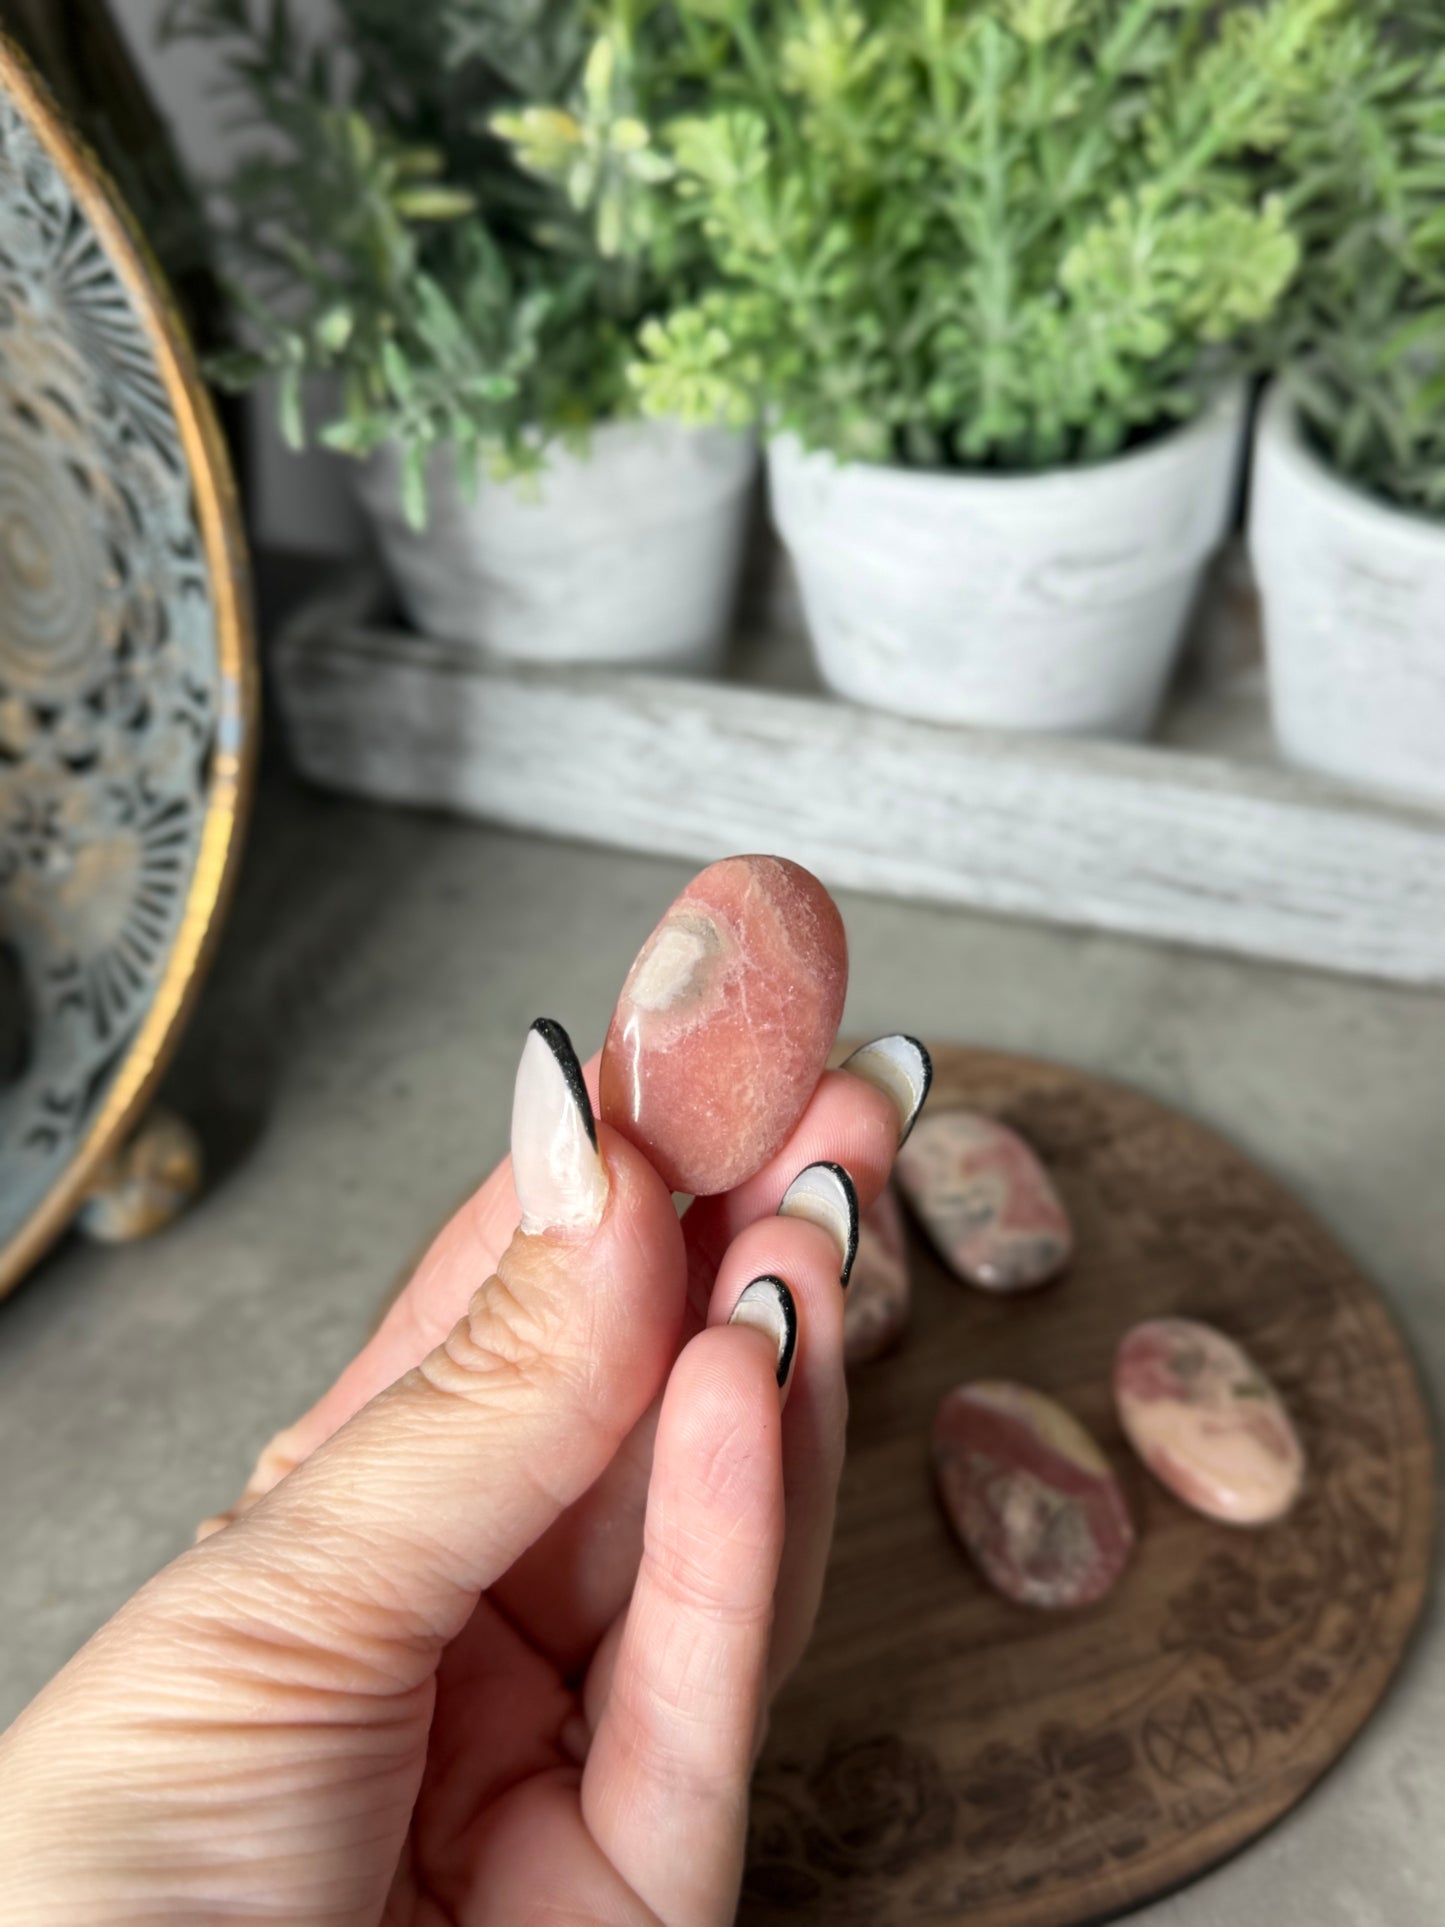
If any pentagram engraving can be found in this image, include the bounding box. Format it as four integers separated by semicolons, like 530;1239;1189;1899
1143;1695;1255;1788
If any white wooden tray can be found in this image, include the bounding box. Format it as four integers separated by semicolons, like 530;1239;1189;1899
272;565;1445;987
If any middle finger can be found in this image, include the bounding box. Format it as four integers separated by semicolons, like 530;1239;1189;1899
491;1046;916;1666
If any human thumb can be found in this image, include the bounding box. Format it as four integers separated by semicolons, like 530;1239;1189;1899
196;1019;685;1664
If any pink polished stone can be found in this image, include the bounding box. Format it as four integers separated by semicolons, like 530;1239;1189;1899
932;1382;1134;1609
1114;1318;1305;1526
896;1109;1072;1292
599;856;848;1195
844;1185;910;1368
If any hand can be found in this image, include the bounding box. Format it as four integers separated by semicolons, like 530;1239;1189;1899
0;960;925;1923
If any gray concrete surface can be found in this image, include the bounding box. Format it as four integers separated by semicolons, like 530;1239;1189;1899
2;771;1441;1924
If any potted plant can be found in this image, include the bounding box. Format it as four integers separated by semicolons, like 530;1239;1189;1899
631;0;1322;736
160;0;755;673
1250;1;1445;801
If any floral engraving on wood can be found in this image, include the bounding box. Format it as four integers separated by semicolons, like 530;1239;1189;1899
745;1734;956;1915
956;1724;1158;1868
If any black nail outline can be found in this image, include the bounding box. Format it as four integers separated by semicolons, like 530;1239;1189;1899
898;1035;934;1143
529;1017;597;1151
779;1160;860;1290
844;1034;933;1145
731;1274;798;1387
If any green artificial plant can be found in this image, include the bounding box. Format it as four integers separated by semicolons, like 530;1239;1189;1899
631;0;1330;470
159;0;706;523
1267;0;1445;515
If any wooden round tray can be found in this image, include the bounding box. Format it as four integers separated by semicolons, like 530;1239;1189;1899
742;1047;1433;1925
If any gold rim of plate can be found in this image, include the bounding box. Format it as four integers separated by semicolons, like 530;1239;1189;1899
0;33;259;1299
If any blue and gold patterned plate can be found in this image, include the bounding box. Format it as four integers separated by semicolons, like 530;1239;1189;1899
0;33;256;1296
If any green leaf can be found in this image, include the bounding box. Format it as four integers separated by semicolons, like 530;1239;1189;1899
392;185;478;221
395;146;446;180
205;347;266;391
345;110;375;171
401;443;430;530
315;305;354;353
381;339;414;404
277;362;305;451
583;37;616;117
1405;368;1445;421
319;417;373;455
491;106;585;180
1378;308;1445;367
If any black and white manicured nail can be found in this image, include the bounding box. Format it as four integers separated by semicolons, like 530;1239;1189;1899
511;1017;608;1235
842;1035;933;1145
729;1275;798;1388
778;1161;860;1289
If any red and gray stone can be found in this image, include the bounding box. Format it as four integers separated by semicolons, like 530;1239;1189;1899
896;1109;1072;1291
844;1184;910;1368
1114;1318;1305;1526
932;1381;1134;1609
599;856;848;1196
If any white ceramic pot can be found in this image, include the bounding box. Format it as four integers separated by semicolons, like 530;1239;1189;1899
1251;382;1445;803
354;418;756;672
768;385;1247;736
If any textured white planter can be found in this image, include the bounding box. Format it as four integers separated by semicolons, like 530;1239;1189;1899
353;419;756;671
1251;382;1445;804
768;386;1246;736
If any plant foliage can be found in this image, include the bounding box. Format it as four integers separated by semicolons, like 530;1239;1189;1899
1266;1;1445;514
166;1;1439;506
632;0;1329;469
159;0;703;520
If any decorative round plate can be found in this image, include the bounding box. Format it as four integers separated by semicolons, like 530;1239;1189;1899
743;1047;1433;1925
0;37;255;1297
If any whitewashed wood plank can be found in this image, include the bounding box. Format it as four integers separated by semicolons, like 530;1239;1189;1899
274;575;1445;987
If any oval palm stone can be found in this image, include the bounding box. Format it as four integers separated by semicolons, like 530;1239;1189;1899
1114;1318;1305;1526
844;1184;910;1369
932;1381;1134;1609
897;1109;1072;1292
599;856;847;1195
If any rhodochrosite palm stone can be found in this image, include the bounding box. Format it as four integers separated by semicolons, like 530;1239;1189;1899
897;1109;1073;1292
599;856;848;1195
844;1185;911;1368
933;1382;1134;1610
1115;1318;1305;1526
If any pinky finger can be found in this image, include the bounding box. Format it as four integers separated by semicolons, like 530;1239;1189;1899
580;1314;790;1927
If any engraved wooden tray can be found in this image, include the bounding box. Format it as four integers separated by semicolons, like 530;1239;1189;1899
742;1046;1433;1924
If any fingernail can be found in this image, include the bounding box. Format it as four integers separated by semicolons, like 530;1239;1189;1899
512;1018;609;1236
729;1275;798;1388
778;1161;859;1289
842;1035;932;1145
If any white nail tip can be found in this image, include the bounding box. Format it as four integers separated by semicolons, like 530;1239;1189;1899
843;1035;932;1144
729;1275;798;1386
511;1021;609;1236
778;1162;859;1286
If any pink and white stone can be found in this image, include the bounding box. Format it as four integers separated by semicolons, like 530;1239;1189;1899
844;1185;910;1368
599;856;848;1196
896;1109;1072;1292
1114;1318;1305;1526
932;1382;1134;1609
